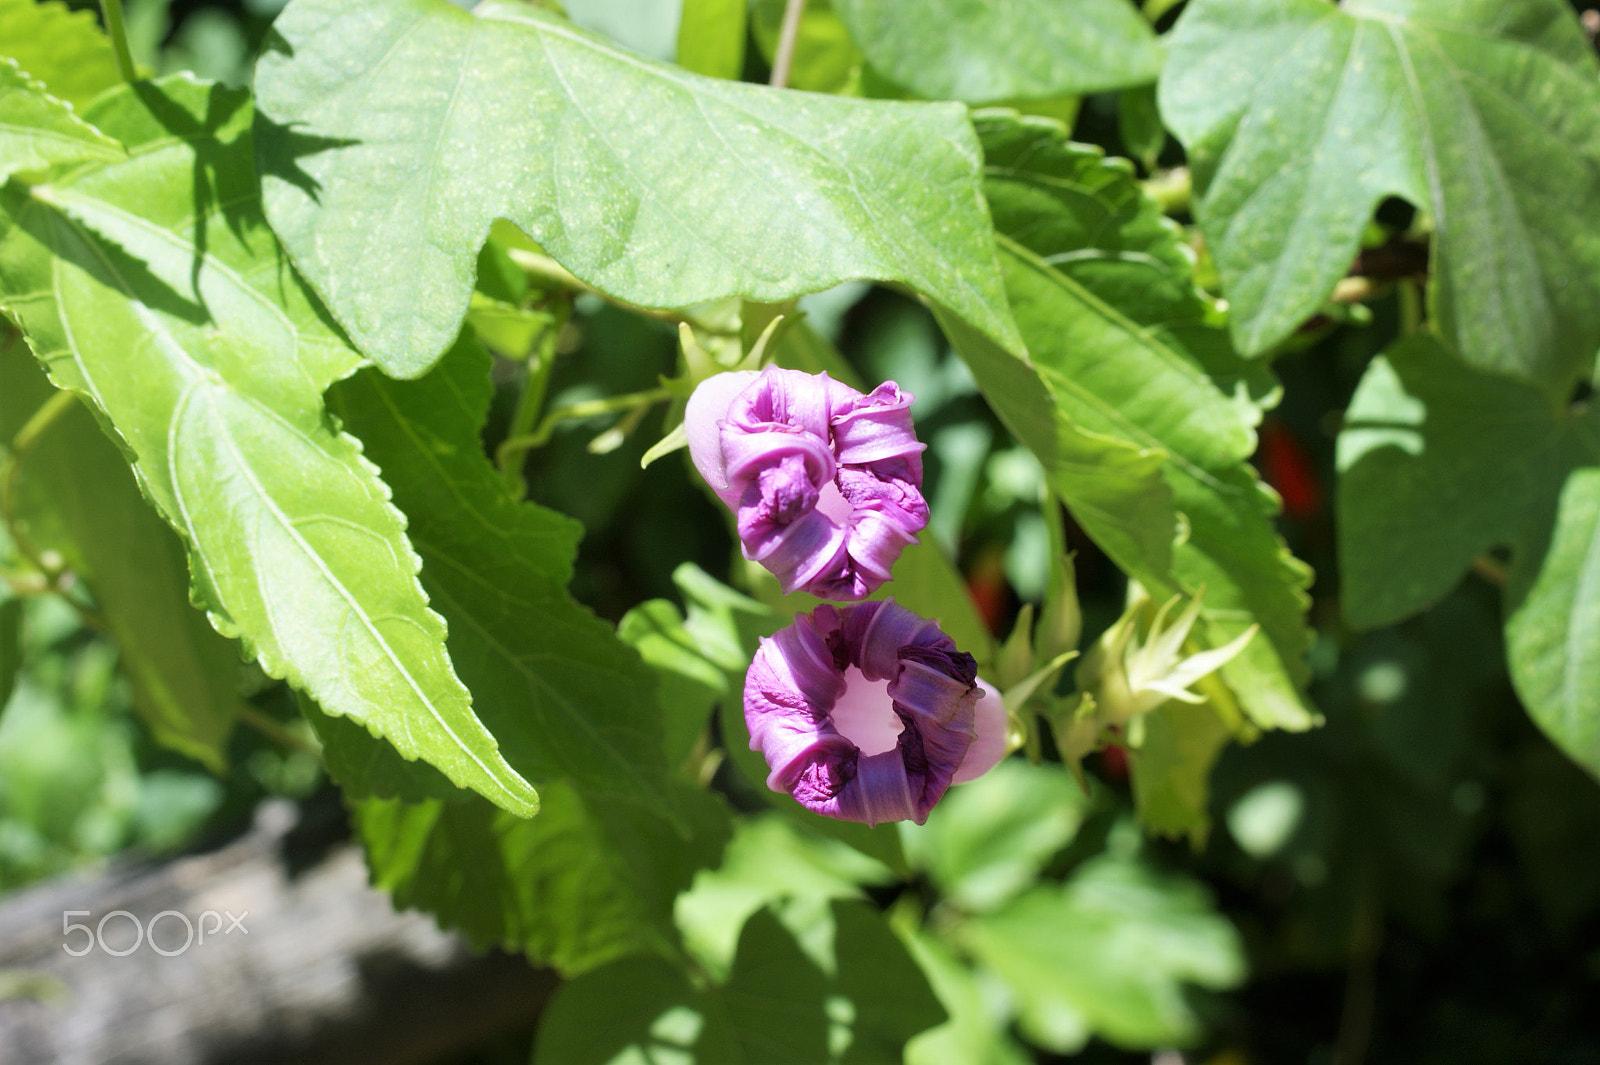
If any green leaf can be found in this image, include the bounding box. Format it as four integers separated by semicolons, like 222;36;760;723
358;778;731;974
674;814;893;979
959;855;1245;1052
0;59;123;185
833;0;1162;103
255;0;1022;378
972;113;1313;731
1336;335;1587;627
900;758;1089;913
327;336;677;812
1117;84;1166;173
1128;694;1233;846
0;0;122;111
0;335;238;770
903;929;1032;1065
1161;0;1600;392
677;0;745;79
620;562;776;767
0;77;537;814
1337;333;1600;775
1507;469;1600;773
535;903;943;1065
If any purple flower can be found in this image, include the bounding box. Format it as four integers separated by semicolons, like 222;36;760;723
744;599;1007;826
686;367;929;601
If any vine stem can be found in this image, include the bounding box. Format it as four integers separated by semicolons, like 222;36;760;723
98;0;139;83
496;386;675;472
236;703;324;761
499;301;567;500
502;248;738;336
770;0;808;89
1;389;79;575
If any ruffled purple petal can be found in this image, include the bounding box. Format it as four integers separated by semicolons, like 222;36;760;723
744;599;980;826
685;367;929;600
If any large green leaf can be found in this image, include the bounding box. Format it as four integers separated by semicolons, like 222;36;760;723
357;779;731;974
0;76;536;814
1338;334;1600;775
832;0;1162;103
327;336;676;811
534;903;943;1065
1161;0;1600;392
971;113;1313;731
959;854;1245;1052
0;0;122;111
254;0;1022;378
0;60;122;186
0;335;238;770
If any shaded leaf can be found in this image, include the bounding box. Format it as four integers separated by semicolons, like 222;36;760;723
833;0;1161;103
255;0;1021;378
902;928;1032;1065
0;0;122;111
1161;0;1600;393
1338;334;1600;774
0;335;238;770
534;903;943;1065
0;59;122;185
1506;469;1600;774
358;778;731;974
327;336;677;812
0;76;536;814
675;814;892;979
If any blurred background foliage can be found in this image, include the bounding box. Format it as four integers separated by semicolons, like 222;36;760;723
3;1;1600;1063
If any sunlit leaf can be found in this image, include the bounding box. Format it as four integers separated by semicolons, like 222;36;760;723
833;0;1161;103
960;854;1245;1051
1161;0;1600;393
0;0;122;111
255;0;1021;378
328;336;678;812
677;0;746;79
0;60;122;187
0;76;537;814
971;112;1313;731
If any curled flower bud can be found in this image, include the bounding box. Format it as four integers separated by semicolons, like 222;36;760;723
744;599;1006;826
686;367;929;601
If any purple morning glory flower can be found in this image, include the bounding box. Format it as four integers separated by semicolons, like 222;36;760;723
744;599;1007;826
686;367;929;601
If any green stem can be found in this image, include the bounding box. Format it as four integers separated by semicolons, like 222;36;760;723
1;389;79;579
496;386;674;471
98;0;139;83
770;0;808;89
1398;278;1423;336
503;248;739;336
499;303;567;499
237;703;325;761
